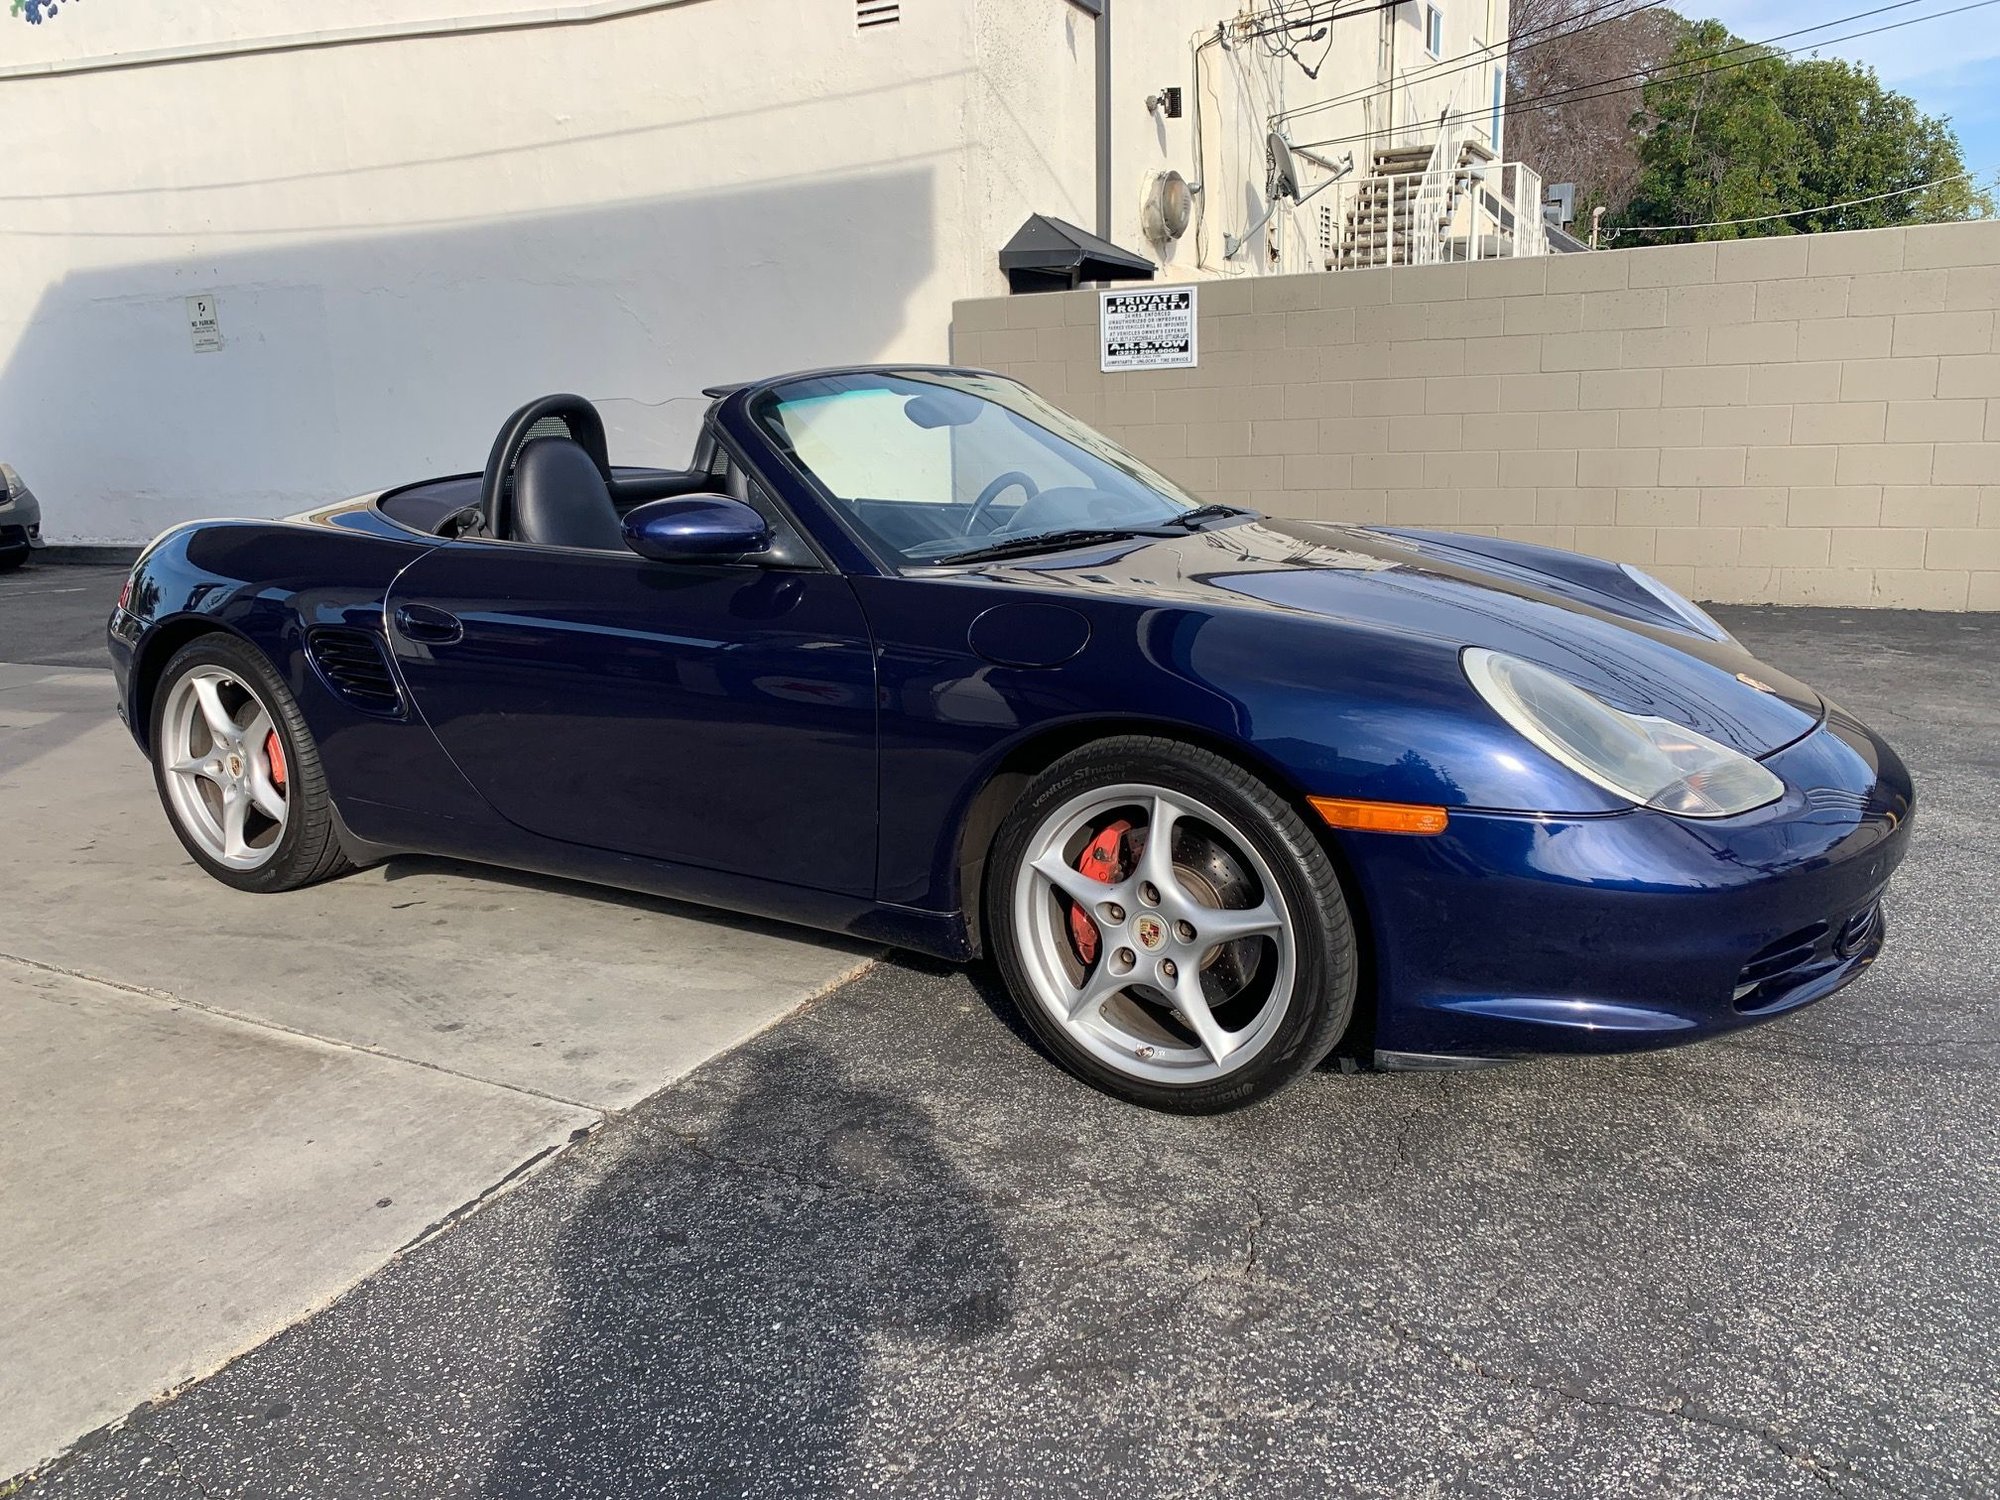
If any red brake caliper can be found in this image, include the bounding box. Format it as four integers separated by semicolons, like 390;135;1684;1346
1067;819;1132;965
264;731;287;792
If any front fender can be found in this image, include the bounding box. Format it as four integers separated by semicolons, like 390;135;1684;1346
864;577;1630;914
1177;606;1629;816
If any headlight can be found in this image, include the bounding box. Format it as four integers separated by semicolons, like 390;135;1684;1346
1464;648;1784;818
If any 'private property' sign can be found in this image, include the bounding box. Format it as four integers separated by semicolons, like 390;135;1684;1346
1100;287;1197;373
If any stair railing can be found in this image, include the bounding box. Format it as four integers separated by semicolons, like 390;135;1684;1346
1408;93;1472;266
1511;162;1548;257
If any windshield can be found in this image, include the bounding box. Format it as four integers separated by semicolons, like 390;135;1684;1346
750;370;1218;563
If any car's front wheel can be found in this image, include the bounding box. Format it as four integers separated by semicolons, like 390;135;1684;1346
150;635;352;893
988;737;1357;1113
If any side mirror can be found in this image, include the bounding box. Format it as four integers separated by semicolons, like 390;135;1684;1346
622;495;773;563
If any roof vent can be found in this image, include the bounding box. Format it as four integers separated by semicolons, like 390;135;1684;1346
857;0;899;28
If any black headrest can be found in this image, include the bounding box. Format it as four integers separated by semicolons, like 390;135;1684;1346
511;437;627;551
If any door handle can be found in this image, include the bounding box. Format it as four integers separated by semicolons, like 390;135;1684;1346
393;603;463;644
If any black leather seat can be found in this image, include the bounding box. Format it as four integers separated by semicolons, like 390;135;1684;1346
510;436;627;550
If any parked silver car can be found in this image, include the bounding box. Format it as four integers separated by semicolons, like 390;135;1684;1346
0;463;43;569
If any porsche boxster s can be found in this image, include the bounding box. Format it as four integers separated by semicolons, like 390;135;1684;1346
107;367;1913;1112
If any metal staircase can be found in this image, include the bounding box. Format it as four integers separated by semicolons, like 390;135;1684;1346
1326;137;1498;271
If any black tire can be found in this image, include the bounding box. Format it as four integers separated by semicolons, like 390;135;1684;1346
0;548;27;572
986;736;1357;1114
149;633;353;893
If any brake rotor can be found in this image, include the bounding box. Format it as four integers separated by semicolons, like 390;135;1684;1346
1172;832;1261;997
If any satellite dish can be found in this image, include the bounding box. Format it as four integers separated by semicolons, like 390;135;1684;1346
1224;138;1355;259
1267;130;1303;202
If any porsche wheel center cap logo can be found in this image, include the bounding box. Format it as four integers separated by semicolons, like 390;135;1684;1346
226;753;244;778
1134;915;1166;951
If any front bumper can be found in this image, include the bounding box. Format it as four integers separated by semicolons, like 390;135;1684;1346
0;483;43;554
107;608;140;734
1346;704;1914;1061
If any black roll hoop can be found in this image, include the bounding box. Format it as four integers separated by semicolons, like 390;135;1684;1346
478;394;612;540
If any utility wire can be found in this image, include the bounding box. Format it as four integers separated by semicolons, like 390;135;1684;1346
1287;0;2000;153
1238;0;1400;46
1605;166;1997;236
1272;0;1673;127
1280;0;1949;130
1202;0;1673;259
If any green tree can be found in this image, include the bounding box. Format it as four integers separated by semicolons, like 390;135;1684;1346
1614;19;1992;241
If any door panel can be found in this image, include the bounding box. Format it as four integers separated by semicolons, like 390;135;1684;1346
385;542;878;897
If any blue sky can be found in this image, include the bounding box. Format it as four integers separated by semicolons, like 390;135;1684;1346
1676;1;2000;190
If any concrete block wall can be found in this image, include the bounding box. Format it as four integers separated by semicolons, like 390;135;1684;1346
951;220;2000;610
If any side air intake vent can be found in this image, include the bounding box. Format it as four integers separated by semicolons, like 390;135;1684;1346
307;627;404;716
857;0;899;29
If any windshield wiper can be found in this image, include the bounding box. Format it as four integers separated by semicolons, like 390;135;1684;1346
927;527;1171;566
1165;503;1257;529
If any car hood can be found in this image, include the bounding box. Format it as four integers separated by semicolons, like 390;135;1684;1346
963;518;1823;758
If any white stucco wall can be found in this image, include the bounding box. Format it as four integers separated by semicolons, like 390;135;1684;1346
0;0;1504;542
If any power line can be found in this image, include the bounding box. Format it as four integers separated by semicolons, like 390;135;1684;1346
1278;0;1944;132
1237;0;1399;46
1200;0;1675;263
1283;0;1950;134
1606;166;1997;237
1287;0;2000;155
1273;0;1673;128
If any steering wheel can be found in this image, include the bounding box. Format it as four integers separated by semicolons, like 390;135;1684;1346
963;471;1041;536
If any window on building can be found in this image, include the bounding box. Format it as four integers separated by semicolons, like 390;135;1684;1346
1424;4;1444;58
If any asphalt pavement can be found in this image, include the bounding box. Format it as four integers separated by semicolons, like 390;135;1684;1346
9;561;1999;1499
0;563;129;667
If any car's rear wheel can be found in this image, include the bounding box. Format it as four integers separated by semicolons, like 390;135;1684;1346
988;736;1356;1113
150;635;352;892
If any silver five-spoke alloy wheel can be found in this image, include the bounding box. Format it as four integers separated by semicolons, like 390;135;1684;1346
1011;782;1296;1086
159;666;290;871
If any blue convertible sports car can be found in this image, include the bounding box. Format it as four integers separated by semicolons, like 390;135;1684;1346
108;367;1913;1112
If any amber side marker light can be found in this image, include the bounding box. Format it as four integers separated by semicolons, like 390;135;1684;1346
1309;796;1450;835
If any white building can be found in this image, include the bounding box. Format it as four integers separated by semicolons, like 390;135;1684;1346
0;0;1529;542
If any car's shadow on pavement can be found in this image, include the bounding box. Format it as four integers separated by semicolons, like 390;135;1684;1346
371;853;874;951
473;1029;1016;1500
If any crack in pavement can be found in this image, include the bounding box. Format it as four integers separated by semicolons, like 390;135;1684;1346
1367;1313;1882;1496
1240;1189;1265;1278
135;1429;213;1500
0;949;603;1113
1190;1215;1890;1498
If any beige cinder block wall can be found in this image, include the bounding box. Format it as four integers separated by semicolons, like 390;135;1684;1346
951;220;2000;610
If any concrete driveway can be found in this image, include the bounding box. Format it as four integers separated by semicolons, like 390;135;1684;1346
0;568;872;1478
